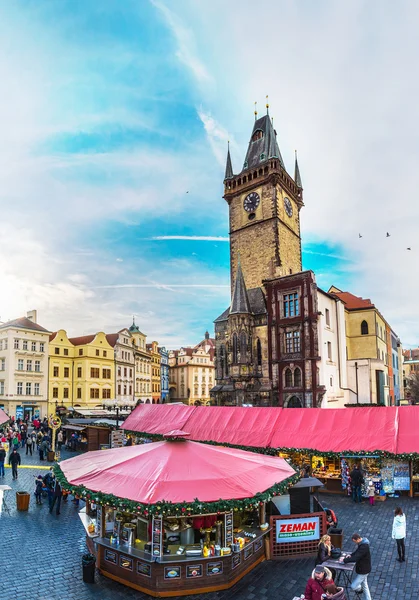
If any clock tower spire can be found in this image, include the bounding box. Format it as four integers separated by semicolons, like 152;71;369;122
224;113;303;293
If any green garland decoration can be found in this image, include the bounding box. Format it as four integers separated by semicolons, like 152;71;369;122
53;463;300;517
123;430;419;461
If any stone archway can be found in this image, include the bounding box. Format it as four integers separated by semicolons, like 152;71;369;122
285;395;302;408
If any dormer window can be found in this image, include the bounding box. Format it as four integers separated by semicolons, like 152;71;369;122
243;161;248;169
260;153;266;161
252;129;264;142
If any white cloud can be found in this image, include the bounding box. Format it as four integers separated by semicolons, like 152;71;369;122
152;235;229;242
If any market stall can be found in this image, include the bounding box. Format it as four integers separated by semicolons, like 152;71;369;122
62;422;111;452
56;431;298;597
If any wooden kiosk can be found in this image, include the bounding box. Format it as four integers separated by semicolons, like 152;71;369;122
56;430;298;597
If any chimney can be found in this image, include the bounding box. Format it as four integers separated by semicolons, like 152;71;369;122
27;310;37;323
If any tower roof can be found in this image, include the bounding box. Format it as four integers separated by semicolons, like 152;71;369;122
129;317;140;333
294;152;303;188
224;144;233;180
243;114;285;171
230;260;251;314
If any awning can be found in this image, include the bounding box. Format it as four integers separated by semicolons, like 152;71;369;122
61;424;86;432
210;385;223;393
292;477;325;489
122;404;195;435
0;408;9;426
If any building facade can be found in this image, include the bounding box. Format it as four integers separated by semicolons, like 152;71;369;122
147;341;161;403
169;334;215;405
159;346;169;403
106;329;136;409
129;320;152;405
0;311;50;419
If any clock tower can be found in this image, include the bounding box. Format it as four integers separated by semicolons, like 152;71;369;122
224;113;303;292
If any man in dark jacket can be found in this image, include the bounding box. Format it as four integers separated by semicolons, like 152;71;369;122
341;533;371;599
0;444;6;477
9;449;21;480
49;479;63;516
350;465;364;502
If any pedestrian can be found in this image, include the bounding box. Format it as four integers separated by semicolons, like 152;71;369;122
0;443;6;477
324;583;347;599
49;479;63;516
392;506;406;563
340;533;371;600
26;435;33;456
31;431;37;452
316;534;332;565
34;475;43;505
9;449;21;480
367;481;375;506
21;428;26;448
304;565;334;600
350;465;364;503
57;430;63;451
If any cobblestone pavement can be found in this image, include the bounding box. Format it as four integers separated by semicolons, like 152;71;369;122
2;447;418;599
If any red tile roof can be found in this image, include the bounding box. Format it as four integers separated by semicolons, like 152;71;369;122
105;333;119;348
50;332;57;342
330;290;375;310
0;316;50;333
68;334;96;346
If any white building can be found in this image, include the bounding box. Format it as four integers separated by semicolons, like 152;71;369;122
0;311;51;419
106;329;136;410
317;290;353;407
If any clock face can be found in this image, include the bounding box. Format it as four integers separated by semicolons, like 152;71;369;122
284;197;293;217
243;192;260;212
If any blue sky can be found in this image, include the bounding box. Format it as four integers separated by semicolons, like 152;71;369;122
1;0;419;346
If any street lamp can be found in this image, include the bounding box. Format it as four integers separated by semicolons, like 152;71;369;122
102;398;136;428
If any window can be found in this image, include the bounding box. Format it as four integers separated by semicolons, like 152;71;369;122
18;359;24;371
294;367;302;387
63;387;69;399
327;341;332;361
129;385;132;395
34;383;40;395
325;308;330;327
233;333;238;363
90;367;100;378
17;382;23;395
77;367;82;378
118;367;121;376
252;129;263;142
53;366;59;377
31;341;36;351
0;341;2;350
130;368;132;377
52;388;58;398
102;388;111;399
64;348;69;356
90;388;100;399
117;384;121;395
3;340;7;350
285;368;293;387
79;349;83;356
0;381;4;395
0;359;5;371
103;350;107;357
124;385;127;395
285;331;301;353
283;293;299;317
124;367;127;377
23;340;28;350
77;388;82;399
26;382;31;395
103;369;111;379
96;349;99;356
361;320;369;335
257;339;262;366
27;360;32;371
35;360;40;372
64;367;69;378
240;332;247;363
55;347;59;354
39;342;44;352
14;339;19;349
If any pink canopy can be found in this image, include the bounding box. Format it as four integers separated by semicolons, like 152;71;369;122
122;404;419;456
60;439;295;504
0;408;9;426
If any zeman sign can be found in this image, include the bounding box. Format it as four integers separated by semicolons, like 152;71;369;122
276;516;320;543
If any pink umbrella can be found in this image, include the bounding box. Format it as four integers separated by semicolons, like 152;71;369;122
59;437;296;506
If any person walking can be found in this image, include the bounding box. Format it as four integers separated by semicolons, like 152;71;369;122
49;479;63;515
350;465;364;503
392;506;406;562
0;443;6;477
25;434;33;456
340;533;371;600
57;430;63;451
31;431;37;453
9;449;21;480
34;475;44;505
367;481;375;506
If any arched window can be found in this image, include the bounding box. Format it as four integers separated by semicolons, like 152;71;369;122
240;332;247;363
294;367;302;387
361;320;369;335
232;334;238;364
257;339;262;366
285;368;293;387
287;396;302;408
219;346;224;379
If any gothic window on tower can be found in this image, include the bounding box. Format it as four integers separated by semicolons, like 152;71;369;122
283;293;299;318
361;320;369;335
285;368;292;387
294;367;302;387
256;339;262;366
232;334;238;363
240;332;247;363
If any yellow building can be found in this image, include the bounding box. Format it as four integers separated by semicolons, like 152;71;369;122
147;341;161;403
328;287;393;405
169;334;215;405
49;331;115;414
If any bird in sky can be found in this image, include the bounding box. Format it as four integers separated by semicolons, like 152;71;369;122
186;191;189;194
386;232;391;237
407;247;412;251
358;233;362;238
